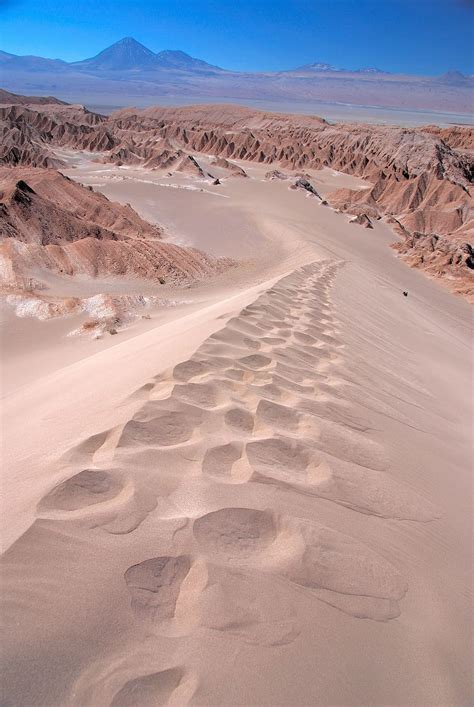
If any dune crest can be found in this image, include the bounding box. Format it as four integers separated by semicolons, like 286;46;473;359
0;91;472;706
1;248;471;704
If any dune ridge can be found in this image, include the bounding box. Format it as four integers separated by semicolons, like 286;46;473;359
2;258;454;705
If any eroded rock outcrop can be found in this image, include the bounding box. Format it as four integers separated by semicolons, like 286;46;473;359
0;167;232;294
211;156;248;177
2;96;472;298
349;214;373;228
291;177;322;198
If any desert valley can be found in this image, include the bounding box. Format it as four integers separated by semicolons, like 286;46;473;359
0;23;473;706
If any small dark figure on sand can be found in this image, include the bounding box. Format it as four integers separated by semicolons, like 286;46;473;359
403;291;408;297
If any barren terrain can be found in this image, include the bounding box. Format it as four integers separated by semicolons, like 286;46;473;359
0;93;472;706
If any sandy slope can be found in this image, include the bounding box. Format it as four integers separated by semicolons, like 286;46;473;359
0;162;472;705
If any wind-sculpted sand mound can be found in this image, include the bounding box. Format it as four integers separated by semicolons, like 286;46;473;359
0;167;232;297
2;259;468;706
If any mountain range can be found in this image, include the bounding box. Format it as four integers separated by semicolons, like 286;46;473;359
1;37;473;114
69;37;224;73
0;38;225;75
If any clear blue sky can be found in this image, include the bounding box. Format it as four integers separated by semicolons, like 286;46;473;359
1;0;473;75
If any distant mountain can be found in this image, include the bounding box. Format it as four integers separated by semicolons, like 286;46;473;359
0;88;68;105
154;49;223;73
0;50;68;73
435;70;472;86
287;62;387;74
289;62;344;72
356;67;387;74
71;37;157;71
1;38;472;115
70;37;223;73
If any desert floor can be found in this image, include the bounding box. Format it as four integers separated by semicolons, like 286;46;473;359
72;95;474;127
1;153;472;706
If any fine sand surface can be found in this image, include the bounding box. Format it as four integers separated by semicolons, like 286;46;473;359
1;157;472;706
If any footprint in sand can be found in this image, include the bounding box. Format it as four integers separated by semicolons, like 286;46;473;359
207;327;261;351
37;469;125;513
37;467;156;533
199;564;300;646
118;404;203;448
280;518;408;621
292;331;317;345
226;317;265;338
193;506;408;621
59;429;111;466
224;406;255;434
124;555;191;621
313;456;440;521
193;507;277;561
202;442;254;484
255;399;301;432
246;436;325;485
253;382;288;402
270;373;315;395
172;381;222;409
172;359;212;382
238;353;273;370
111;667;186;707
245;422;435;520
223;367;254;383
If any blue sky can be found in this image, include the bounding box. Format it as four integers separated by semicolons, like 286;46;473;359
1;0;473;75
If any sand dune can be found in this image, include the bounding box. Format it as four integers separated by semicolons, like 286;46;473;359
0;92;472;706
2;253;471;704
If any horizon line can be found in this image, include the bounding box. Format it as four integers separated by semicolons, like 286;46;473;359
1;36;471;78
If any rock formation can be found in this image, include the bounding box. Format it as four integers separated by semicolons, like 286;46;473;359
290;177;322;198
176;154;209;178
211;157;248;177
1;94;472;298
0;167;232;294
349;214;373;228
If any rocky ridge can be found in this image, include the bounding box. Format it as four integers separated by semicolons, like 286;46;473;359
1;94;472;298
0;165;232;333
